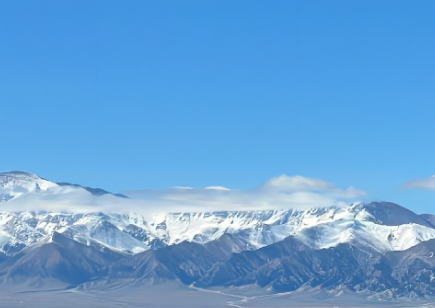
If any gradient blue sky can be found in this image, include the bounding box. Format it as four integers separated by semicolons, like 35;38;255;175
1;0;434;213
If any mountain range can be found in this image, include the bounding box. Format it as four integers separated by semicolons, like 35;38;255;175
1;171;435;306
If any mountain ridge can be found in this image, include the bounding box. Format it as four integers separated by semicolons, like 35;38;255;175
1;171;435;300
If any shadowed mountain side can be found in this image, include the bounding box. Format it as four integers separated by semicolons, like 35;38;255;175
363;202;434;227
0;232;124;287
420;214;435;227
386;239;435;297
107;234;249;285
0;252;7;264
196;236;396;293
57;182;128;198
204;233;253;257
0;230;435;299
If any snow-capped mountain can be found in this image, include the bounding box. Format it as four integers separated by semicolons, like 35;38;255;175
2;171;435;300
0;171;126;203
0;171;57;202
1;202;434;256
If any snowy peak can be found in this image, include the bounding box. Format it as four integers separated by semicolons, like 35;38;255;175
0;171;434;260
0;171;127;202
1;202;434;257
0;171;57;191
0;171;58;201
359;201;434;228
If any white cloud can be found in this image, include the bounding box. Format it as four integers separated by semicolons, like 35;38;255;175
402;175;435;190
124;174;366;213
204;186;232;191
2;175;366;215
260;175;365;197
261;175;335;191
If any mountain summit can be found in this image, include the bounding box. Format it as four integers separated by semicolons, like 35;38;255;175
0;171;57;201
0;171;435;301
0;171;126;202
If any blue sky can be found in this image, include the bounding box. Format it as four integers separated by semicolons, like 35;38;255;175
1;0;434;213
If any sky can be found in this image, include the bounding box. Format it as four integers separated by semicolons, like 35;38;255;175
0;0;434;213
